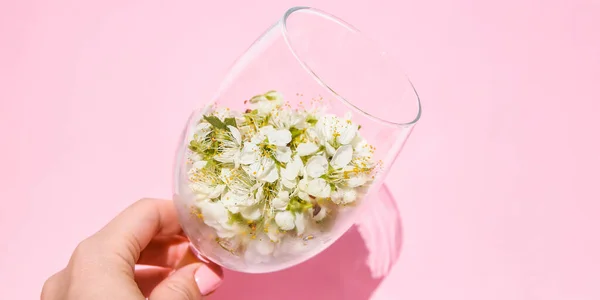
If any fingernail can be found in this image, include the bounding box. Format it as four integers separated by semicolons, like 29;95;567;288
194;264;223;295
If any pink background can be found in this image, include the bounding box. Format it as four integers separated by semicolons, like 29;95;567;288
1;0;599;299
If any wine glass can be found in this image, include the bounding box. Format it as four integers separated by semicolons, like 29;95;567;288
173;6;421;273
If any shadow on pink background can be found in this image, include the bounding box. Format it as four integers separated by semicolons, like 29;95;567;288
1;0;599;299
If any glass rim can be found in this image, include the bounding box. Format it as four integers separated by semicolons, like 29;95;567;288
280;6;422;126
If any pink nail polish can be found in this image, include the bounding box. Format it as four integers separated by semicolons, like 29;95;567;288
194;264;223;295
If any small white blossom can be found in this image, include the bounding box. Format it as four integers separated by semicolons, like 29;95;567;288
241;205;262;221
197;201;240;238
297;142;319;156
244;233;275;263
266;222;283;242
331;145;353;169
281;155;303;189
189;181;225;200
266;128;292;147
271;190;290;210
294;212;307;235
296;178;311;201
305;156;328;178
271;109;305;129
306;178;331;198
331;188;358;204
275;211;295;230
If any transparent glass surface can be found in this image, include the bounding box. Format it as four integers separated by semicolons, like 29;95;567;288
173;7;421;273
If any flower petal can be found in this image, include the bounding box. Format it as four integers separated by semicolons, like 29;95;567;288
305;156;328;178
298;191;310;201
343;189;358;203
331;189;344;204
241;205;262;221
208;184;226;199
307;178;332;198
278;190;290;201
267;129;292;147
294;212;307;235
297;142;320;156
220;168;233;184
239;143;259;165
325;142;336;156
192;160;208;170
261;165;279;183
331;145;354;169
348;174;369;188
227;125;242;145
267;223;282;242
271;195;289;210
275;146;292;163
337;124;358;145
275;211;295;230
282;178;297;189
197;200;229;228
282;155;303;180
221;192;242;213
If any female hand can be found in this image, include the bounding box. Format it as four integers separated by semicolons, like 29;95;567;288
41;198;223;299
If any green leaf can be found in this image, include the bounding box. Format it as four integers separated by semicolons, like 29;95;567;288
306;117;318;125
203;115;227;130
224;117;237;128
358;125;362;130
290;127;302;139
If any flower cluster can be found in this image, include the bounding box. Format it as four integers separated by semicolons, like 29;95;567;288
186;91;378;262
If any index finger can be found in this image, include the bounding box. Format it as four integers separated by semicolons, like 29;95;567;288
90;198;184;267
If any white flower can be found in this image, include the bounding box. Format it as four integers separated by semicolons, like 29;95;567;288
266;222;283;242
336;122;358;145
188;168;226;200
331;188;358;204
220;169;260;213
213;107;233;120
214;126;243;168
347;175;369;188
266;128;292;147
313;114;358;146
241;205;262;221
240;126;292;182
296;178;310;201
271;190;290;210
281;155;303;189
197;201;241;238
297;142;320;156
249;91;284;115
191;122;212;141
294;212;307;235
305;155;328;178
240;142;279;183
306;178;331;198
271;108;305;129
244;233;275;263
331;145;353;169
275;211;295;230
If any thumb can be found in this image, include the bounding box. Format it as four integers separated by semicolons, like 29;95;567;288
149;263;223;300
